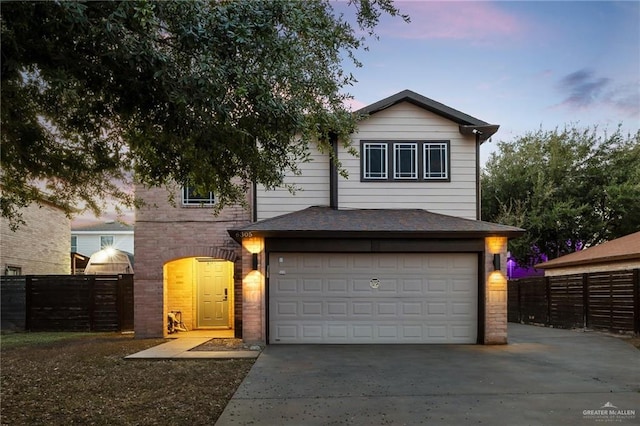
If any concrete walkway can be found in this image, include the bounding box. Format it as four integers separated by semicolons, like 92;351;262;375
216;324;639;425
125;337;260;359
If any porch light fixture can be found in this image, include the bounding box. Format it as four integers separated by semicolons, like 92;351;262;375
492;253;501;271
252;253;259;271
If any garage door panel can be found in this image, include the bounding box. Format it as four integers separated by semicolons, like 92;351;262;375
328;279;348;293
401;279;424;293
377;302;398;316
452;302;473;316
327;301;348;316
352;301;374;316
353;279;375;293
302;301;322;316
301;279;322;293
276;278;298;293
427;279;448;292
271;321;476;344
269;253;477;344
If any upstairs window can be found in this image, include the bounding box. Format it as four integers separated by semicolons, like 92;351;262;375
424;142;448;180
182;186;215;206
363;142;388;179
361;141;450;182
394;143;418;179
100;235;114;249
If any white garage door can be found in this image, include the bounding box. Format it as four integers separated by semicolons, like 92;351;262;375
269;253;478;344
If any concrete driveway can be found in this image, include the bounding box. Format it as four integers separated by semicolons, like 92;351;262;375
216;324;639;425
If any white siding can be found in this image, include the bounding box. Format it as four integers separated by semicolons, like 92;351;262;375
73;232;134;256
255;101;479;220
256;145;330;220
339;102;477;219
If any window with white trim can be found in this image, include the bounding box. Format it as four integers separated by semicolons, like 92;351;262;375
100;235;114;249
5;265;21;276
361;140;450;181
71;235;77;252
394;143;418;179
363;142;388;179
424;142;448;179
182;186;215;206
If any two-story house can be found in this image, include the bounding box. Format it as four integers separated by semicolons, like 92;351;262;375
134;90;523;344
71;221;135;257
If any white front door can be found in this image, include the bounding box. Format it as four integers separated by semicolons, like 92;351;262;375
269;253;478;344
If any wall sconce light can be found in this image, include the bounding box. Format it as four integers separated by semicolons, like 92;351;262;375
252;253;258;271
492;253;501;271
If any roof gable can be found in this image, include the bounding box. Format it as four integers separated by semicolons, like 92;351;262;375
356;90;499;142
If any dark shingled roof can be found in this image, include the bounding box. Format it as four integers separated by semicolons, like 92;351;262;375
230;206;524;241
72;221;134;232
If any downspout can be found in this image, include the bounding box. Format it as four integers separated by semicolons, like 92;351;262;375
252;181;258;222
329;132;339;209
474;130;481;220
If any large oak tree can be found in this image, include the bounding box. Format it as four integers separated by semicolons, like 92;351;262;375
1;0;408;228
482;125;640;266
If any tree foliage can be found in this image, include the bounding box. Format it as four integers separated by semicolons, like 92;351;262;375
482;125;640;266
1;0;408;228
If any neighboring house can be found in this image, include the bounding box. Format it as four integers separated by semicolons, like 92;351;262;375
535;231;640;276
71;221;134;257
135;90;524;345
1;201;71;275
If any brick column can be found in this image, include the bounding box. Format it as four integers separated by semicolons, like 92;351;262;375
241;237;266;344
484;237;508;344
134;277;165;338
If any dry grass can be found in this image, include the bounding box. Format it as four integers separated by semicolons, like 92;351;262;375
625;336;640;350
0;333;254;425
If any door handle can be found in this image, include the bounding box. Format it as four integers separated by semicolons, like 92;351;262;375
223;288;228;301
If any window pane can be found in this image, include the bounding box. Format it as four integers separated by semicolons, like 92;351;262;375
71;236;77;252
364;143;387;179
394;143;417;179
100;236;114;249
424;143;448;179
5;266;21;276
182;186;215;206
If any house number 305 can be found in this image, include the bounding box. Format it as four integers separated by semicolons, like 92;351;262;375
369;278;380;289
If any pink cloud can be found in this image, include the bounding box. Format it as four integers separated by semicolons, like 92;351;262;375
343;97;368;111
380;1;527;42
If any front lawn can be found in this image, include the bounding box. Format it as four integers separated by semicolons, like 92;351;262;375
0;332;254;425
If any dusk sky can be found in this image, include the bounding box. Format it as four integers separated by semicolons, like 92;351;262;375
74;0;639;226
338;0;640;163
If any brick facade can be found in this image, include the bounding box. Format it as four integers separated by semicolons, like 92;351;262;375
1;202;70;275
134;184;251;338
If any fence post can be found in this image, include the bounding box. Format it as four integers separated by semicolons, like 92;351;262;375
517;280;522;323
633;269;640;335
582;273;589;330
88;276;96;331
545;276;551;326
25;276;32;331
116;275;121;331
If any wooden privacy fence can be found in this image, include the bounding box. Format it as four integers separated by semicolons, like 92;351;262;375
1;275;134;332
508;269;640;335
